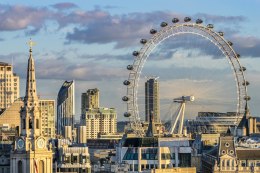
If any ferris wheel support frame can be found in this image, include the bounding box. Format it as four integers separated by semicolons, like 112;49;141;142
123;19;249;136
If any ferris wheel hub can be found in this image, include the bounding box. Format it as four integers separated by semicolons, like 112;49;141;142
173;95;195;103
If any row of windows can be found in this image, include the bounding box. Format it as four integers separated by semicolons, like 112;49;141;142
0;67;12;71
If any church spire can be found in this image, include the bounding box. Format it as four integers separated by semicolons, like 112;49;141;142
24;39;38;105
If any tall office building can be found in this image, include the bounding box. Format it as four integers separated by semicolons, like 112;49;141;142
145;77;160;122
57;80;75;139
81;88;99;115
0;62;20;110
11;40;53;173
82;107;117;139
39;99;55;138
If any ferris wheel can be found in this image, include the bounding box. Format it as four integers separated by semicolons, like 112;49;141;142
122;17;250;136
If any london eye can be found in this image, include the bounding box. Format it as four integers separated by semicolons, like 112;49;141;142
122;17;250;136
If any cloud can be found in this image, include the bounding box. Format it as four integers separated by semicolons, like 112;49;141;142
0;4;52;31
51;3;78;10
231;35;260;58
4;52;128;81
65;11;181;48
0;3;259;58
194;13;246;24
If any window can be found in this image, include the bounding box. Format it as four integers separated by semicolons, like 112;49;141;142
23;119;26;129
29;118;33;129
227;160;230;167
72;156;78;164
18;160;23;173
64;156;71;164
36;119;39;129
229;150;234;154
81;156;86;164
241;161;246;167
225;142;230;147
141;164;145;171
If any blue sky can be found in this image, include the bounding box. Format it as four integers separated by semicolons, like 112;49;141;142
0;0;260;120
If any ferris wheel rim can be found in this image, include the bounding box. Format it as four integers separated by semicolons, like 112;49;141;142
123;19;249;136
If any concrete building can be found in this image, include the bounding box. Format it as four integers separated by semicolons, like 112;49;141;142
39;99;55;138
81;107;117;139
116;136;193;172
202;135;260;173
186;112;243;134
81;88;99;115
145;77;160;123
56;144;91;173
0;99;23;129
0;142;12;173
236;105;259;137
57;80;75;139
10;41;53;173
0;62;20;111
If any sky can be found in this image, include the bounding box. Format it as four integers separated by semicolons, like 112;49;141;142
0;0;260;121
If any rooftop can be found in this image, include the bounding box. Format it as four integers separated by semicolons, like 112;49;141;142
123;137;158;147
236;149;260;160
0;62;11;66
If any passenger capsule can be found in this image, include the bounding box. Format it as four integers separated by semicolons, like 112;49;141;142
124;112;131;117
228;41;233;46
244;96;251;101
172;18;179;23
240;67;246;72
196;19;203;24
140;39;147;44
160;22;168;27
184;17;191;22
150;29;157;34
123;80;130;86
133;51;139;56
242;81;250;86
236;54;241;58
218;32;224;36
127;65;133;70
207;24;214;29
122;96;129;102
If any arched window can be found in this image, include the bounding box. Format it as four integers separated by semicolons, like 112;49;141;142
29;117;33;129
39;160;44;173
18;160;23;173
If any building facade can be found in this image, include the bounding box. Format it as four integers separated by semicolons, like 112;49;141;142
0;99;23;129
57;144;91;173
39;99;55;138
202;135;260;173
117;137;193;172
0;62;20;111
10;42;53;173
57;80;75;139
186;112;243;134
145;77;160;123
82;107;117;139
81;88;99;115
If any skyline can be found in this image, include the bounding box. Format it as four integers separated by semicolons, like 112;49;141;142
0;0;260;120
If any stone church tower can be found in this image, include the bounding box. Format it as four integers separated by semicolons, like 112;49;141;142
10;40;53;173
